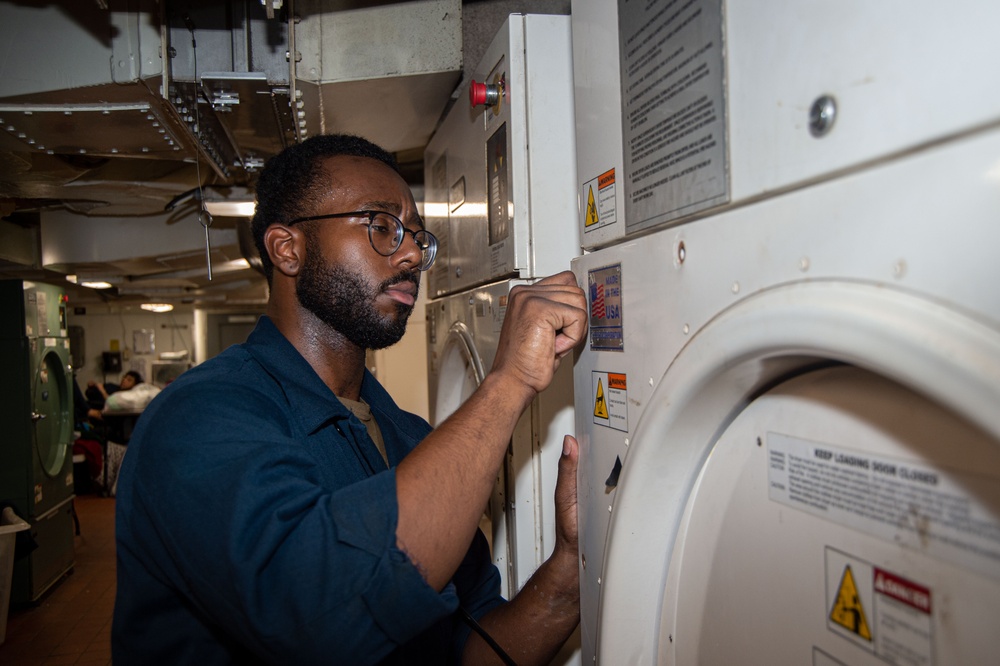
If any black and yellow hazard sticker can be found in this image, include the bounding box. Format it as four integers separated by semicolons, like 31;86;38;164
585;185;599;227
829;565;872;641
594;378;609;418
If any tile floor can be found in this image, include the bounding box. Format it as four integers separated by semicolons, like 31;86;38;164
0;494;115;666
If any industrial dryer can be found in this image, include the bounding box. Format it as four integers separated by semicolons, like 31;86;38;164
0;281;76;603
423;14;582;663
426;278;575;599
424;12;581;593
570;0;1000;663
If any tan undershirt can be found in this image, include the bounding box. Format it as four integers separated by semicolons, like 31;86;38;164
336;396;389;468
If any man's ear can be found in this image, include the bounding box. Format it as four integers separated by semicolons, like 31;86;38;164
264;225;306;277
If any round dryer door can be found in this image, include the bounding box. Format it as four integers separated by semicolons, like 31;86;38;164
434;323;515;597
33;347;71;478
660;366;1000;664
434;323;485;424
592;279;1000;664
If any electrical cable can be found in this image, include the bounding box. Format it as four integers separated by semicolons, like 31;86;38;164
458;606;518;666
184;14;213;281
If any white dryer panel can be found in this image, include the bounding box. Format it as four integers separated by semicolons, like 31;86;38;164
423;14;580;296
571;127;1000;663
570;0;625;250
572;0;1000;248
426;280;575;599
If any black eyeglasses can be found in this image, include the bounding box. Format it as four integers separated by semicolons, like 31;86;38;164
287;210;438;271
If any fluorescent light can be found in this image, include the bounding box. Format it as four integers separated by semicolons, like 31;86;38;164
66;273;119;289
203;200;256;217
140;303;174;313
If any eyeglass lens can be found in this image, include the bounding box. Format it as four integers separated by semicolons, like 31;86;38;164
367;212;437;271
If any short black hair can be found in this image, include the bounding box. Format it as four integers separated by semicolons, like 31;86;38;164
123;370;143;384
251;134;400;283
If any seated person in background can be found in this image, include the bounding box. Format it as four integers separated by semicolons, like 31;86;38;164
86;377;118;419
102;371;161;413
96;371;162;494
87;371;159;419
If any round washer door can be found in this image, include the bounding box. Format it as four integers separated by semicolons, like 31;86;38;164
661;366;1000;664
34;347;71;478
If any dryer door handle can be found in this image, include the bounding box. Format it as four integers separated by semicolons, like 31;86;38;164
31;412;46;423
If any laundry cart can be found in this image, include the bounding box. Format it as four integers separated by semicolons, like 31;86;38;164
570;0;1000;663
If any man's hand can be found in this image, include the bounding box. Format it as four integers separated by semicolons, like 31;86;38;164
553;435;580;560
490;271;588;397
464;435;582;665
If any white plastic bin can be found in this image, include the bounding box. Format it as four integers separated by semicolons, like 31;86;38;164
0;507;30;645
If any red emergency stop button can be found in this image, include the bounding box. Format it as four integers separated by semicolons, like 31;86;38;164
469;79;502;108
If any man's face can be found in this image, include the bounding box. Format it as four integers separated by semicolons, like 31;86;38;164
294;155;423;350
120;374;136;390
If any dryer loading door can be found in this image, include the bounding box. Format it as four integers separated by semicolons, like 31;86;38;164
593;280;1000;664
432;322;515;598
32;343;73;513
664;366;1000;665
433;322;485;424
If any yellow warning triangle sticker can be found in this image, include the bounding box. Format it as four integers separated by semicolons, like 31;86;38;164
829;565;872;641
585;185;599;227
594;378;609;419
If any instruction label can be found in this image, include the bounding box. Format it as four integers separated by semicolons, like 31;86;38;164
617;0;729;233
592;371;628;432
768;433;1000;582
826;548;934;666
588;263;624;351
582;168;618;231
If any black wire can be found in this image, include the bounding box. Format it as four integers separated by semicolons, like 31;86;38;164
458;606;517;666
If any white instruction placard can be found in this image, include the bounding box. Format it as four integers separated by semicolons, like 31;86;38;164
768;433;1000;582
617;0;729;232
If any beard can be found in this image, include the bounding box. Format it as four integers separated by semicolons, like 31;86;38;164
296;253;418;350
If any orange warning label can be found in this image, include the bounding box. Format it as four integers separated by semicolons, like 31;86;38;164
598;168;616;189
591;370;628;432
582;169;618;233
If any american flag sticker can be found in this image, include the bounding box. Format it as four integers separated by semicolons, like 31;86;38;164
588;263;624;351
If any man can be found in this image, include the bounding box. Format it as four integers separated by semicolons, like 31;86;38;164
113;134;588;664
100;371;161;414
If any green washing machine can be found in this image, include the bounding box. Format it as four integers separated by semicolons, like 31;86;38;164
0;280;75;604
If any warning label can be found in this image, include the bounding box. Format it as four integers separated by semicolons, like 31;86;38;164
592;371;628;432
826;548;934;666
829;565;872;641
593;379;609;419
768;433;1000;582
582;168;618;231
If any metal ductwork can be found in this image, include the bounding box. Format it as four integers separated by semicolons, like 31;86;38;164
0;0;462;308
